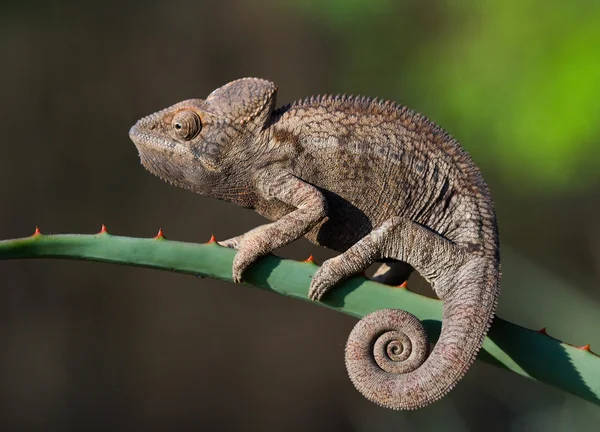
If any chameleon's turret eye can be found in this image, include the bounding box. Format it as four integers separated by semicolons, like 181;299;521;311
171;110;202;141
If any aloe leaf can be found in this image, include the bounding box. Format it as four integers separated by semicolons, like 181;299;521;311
1;230;598;406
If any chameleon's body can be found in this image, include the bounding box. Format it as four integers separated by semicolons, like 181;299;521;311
129;78;500;409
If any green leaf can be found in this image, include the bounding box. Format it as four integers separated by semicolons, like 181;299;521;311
1;231;599;406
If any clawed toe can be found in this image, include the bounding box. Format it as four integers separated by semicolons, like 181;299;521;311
231;249;254;283
308;265;342;301
308;281;329;301
231;266;243;283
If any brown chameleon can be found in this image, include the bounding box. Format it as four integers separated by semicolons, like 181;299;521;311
129;78;500;409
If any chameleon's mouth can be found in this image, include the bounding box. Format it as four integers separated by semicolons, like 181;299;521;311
129;123;179;184
129;122;186;156
129;121;206;196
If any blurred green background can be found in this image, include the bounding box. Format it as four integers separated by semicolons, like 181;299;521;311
1;0;599;430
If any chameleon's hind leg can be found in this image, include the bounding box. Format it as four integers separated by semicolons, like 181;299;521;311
308;216;464;301
371;262;414;286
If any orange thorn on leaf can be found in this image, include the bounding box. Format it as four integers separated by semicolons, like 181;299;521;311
578;344;591;351
154;228;165;239
99;224;108;234
398;281;409;289
536;327;549;335
207;234;217;244
303;255;316;264
32;226;42;237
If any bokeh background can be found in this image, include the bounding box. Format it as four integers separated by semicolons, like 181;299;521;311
1;0;599;430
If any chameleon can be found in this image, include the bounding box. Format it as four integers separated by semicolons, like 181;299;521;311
129;77;500;410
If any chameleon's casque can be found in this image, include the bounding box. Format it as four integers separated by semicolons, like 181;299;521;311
129;78;500;409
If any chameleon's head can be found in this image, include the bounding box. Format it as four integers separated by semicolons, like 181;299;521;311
129;78;278;201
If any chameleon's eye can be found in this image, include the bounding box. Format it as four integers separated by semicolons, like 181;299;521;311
171;110;202;141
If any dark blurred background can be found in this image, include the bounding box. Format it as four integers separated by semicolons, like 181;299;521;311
1;0;599;430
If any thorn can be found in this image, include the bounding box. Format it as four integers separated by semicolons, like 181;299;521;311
99;224;109;234
32;226;42;237
578;344;592;351
154;228;165;239
536;327;549;335
395;281;408;289
207;234;217;244
303;255;316;264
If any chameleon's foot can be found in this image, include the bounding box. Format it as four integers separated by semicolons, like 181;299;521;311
308;262;346;300
231;255;245;283
231;243;264;283
219;236;247;282
309;235;381;300
226;226;276;283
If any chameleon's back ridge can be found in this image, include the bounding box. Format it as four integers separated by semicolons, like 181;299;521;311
129;77;501;409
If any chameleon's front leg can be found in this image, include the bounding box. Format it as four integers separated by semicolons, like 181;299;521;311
221;171;327;282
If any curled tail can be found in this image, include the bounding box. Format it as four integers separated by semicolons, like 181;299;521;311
345;257;499;409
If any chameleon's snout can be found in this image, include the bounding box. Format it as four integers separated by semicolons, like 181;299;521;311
128;123;139;142
128;114;162;149
128;122;147;151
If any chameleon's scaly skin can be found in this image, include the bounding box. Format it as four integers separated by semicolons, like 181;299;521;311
129;78;500;409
